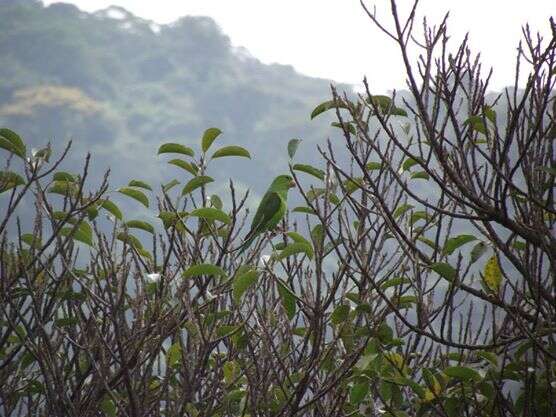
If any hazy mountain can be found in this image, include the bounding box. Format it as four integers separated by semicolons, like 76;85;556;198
0;0;350;198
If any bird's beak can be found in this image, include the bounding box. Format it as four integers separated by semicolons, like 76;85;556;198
289;180;296;188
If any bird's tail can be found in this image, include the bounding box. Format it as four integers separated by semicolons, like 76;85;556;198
236;235;256;255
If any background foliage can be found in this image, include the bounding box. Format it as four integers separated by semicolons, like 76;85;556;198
0;0;345;195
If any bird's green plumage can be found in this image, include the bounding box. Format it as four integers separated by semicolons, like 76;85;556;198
237;175;295;254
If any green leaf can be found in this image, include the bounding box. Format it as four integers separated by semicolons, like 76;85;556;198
512;240;526;251
417;236;436;249
54;317;79;327
59;288;86;302
410;211;431;226
343;177;363;194
168;159;198;176
355;352;377;371
376;323;394;343
162;179;180;192
331;121;356;135
100;200;123;221
182;263;227;279
483;255;502;293
75;222;93;246
233;270;259;303
380;276;411;290
310;224;325;251
366;161;384;171
87;205;98;221
136;247;153;259
116;232;144;250
20;351;37;371
445;397;462;417
100;398;117;417
476;350;498;366
158;211;188;230
6;324;27;343
393;203;414;219
443;234;476;255
128;180;152;191
118;187;149;208
21;233;41;249
292;164;325;180
273;242;287;251
410;171;430;180
190;207;231;224
430;262;457;282
287;138;302;159
181;176;214;195
470;241;488;264
401;158;421;172
276;280;296;320
223;361;240;385
210;194;223;209
444;366;482;382
367;94;391;109
306;188;340;205
166;342;181;367
60;222;93;247
216;324;242;338
367;95;407;116
157;143;194;157
51;211;78;224
275;242;313;260
89;208;101;222
224;388;246;404
483;105;497;123
286;231;311;246
331;303;350;325
0;171;25;193
211;145;251;159
464;115;487;134
392;295;418;308
0;128;26;159
124;220;155;234
53;172;76;182
350;382;369;405
201;127;222;152
292;327;307;337
310;99;348;119
422;368;442;397
292;206;316;215
48;181;77;197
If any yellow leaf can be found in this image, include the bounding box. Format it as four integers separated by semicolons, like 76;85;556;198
423;368;442;400
423;389;436;403
383;352;407;375
483;256;502;292
430;378;442;396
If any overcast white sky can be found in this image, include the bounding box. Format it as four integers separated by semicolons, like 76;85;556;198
44;0;555;90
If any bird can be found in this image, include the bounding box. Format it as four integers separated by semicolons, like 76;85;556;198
236;175;295;254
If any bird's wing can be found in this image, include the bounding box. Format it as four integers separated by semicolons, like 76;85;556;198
246;191;283;239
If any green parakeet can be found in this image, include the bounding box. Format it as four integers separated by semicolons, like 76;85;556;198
237;175;295;254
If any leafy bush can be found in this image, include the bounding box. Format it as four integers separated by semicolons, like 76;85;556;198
0;2;555;417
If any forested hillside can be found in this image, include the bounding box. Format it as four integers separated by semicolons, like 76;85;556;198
0;0;345;195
